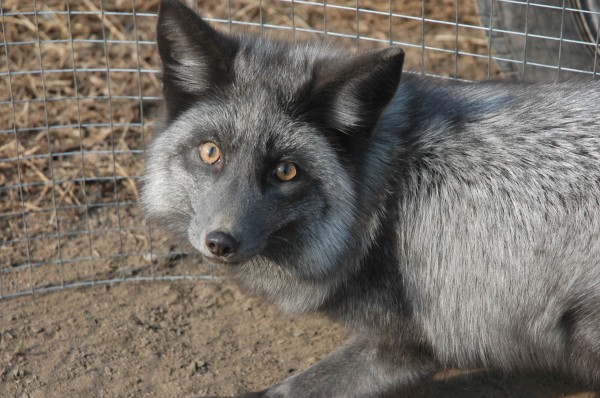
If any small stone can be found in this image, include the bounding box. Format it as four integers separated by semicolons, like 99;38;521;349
188;360;208;374
307;357;319;364
12;368;25;378
32;326;44;334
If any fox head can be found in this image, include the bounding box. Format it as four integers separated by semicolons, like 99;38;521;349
142;0;404;305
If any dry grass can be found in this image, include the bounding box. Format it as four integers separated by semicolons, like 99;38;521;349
0;0;497;297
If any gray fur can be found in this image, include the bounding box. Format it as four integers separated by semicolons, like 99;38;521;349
143;1;600;396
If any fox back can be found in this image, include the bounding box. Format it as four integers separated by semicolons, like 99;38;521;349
143;1;600;396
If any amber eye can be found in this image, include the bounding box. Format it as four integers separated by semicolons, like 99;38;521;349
273;161;298;182
199;142;221;165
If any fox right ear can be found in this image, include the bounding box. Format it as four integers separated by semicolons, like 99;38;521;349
157;0;238;118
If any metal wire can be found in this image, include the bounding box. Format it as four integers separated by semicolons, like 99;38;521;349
557;0;567;79
66;0;96;285
1;0;34;298
1;0;598;300
486;0;495;79
595;19;600;78
521;0;531;79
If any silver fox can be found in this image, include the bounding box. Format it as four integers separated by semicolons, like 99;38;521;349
142;0;600;396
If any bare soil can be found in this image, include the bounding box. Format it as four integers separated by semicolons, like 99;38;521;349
0;281;598;397
0;0;598;397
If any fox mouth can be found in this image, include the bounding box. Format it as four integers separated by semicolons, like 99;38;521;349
199;242;265;265
202;254;242;265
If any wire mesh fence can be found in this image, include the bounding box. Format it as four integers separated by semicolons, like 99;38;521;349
1;0;599;300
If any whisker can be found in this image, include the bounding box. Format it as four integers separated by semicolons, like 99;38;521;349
271;235;292;245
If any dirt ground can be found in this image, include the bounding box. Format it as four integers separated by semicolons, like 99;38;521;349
0;281;597;397
1;0;599;397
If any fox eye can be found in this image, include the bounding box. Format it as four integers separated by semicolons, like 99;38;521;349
273;161;298;182
199;141;221;165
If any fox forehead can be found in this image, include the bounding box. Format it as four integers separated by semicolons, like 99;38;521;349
172;52;327;153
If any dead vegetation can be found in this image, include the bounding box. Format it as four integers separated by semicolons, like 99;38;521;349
0;0;496;296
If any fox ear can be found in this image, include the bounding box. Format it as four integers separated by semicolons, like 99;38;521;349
156;0;238;118
312;47;405;139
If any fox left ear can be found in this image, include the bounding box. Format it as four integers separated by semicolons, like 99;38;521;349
156;0;238;119
310;47;405;138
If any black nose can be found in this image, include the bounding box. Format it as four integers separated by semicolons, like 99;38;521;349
205;231;239;257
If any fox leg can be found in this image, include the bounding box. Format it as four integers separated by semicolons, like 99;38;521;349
240;336;437;398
